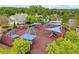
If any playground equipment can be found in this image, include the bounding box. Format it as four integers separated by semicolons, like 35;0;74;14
45;26;61;33
20;33;36;41
27;26;36;35
20;33;36;49
31;23;41;26
45;26;62;38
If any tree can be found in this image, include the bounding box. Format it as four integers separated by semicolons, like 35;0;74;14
11;38;31;54
46;37;78;54
27;16;37;24
65;31;79;45
13;22;17;28
74;15;79;27
61;13;69;24
0;38;31;54
47;30;79;54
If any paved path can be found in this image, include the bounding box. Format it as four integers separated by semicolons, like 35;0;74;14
31;28;56;54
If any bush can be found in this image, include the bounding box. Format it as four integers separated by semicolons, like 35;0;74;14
27;16;37;24
0;38;31;54
0;16;9;26
47;30;79;54
0;48;11;54
2;25;9;28
13;22;17;29
7;28;12;32
46;38;78;54
11;38;31;54
65;31;79;45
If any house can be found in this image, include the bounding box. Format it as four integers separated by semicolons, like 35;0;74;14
68;19;76;28
35;13;43;17
76;26;79;33
9;14;28;27
49;17;62;26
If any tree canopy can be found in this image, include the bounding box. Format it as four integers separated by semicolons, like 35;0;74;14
11;38;31;54
47;31;79;54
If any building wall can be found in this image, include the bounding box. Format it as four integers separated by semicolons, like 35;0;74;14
9;14;27;26
68;19;76;28
76;27;79;33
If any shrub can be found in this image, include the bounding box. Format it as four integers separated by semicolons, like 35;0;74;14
46;38;78;54
0;48;11;54
27;16;37;24
13;22;17;28
47;30;79;54
0;38;31;54
65;31;79;45
11;38;31;54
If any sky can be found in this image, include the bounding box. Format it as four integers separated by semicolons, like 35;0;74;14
43;5;79;9
0;5;79;9
0;0;79;9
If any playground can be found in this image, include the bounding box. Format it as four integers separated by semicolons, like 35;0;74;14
31;24;65;53
0;24;66;54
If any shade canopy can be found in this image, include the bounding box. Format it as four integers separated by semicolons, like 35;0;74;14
31;23;41;26
45;26;61;33
9;34;19;39
20;33;36;40
32;23;38;25
48;22;61;25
